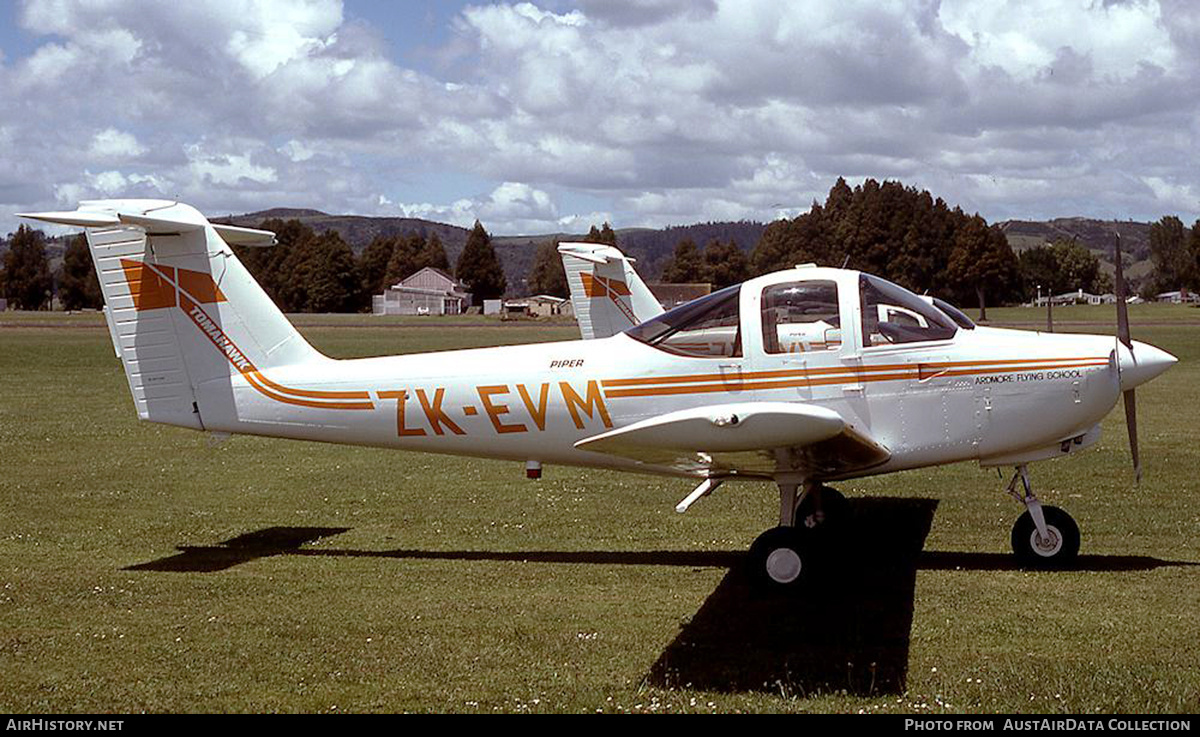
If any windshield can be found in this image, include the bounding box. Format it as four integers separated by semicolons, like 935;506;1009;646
625;284;742;358
931;297;976;330
860;275;957;346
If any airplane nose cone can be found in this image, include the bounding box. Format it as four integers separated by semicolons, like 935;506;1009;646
1118;341;1178;391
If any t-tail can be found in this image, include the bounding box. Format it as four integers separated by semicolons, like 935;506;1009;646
19;199;327;431
557;242;663;339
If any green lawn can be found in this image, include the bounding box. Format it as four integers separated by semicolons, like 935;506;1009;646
1;311;1197;713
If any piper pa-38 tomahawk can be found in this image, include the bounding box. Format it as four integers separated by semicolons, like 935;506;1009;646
22;200;1177;586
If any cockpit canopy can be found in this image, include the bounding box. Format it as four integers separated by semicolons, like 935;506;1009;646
624;270;957;358
624;284;742;357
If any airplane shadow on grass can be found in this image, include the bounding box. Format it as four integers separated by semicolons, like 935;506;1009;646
125;498;1198;697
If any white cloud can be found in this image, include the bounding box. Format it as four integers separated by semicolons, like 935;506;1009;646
88;128;147;159
54;170;166;204
185;144;277;187
1141;176;1200;216
382;181;610;234
2;0;1199;235
279;139;315;162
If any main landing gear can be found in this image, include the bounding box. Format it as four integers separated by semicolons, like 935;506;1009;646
746;478;849;587
1005;465;1080;568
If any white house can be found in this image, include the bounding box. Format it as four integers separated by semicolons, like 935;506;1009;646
1156;289;1199;304
373;267;472;315
502;295;572;317
1036;289;1116;306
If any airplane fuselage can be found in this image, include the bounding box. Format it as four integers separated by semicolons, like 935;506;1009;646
197;282;1126;482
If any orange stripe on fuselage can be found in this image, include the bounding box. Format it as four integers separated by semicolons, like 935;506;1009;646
600;355;1104;388
600;357;1109;398
243;372;374;410
250;372;372;401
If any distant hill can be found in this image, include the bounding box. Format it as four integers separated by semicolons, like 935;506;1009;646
217;209;472;255
997;217;1155;289
217;209;767;294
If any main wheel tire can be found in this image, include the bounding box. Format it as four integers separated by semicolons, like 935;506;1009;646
747;526;810;587
1011;505;1080;568
796;485;850;532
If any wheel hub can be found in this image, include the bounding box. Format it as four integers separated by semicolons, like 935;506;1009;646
765;548;802;583
1030;525;1063;556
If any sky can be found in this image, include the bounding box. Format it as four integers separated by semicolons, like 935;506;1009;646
1;0;1198;237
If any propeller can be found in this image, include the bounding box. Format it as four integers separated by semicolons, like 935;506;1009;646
1113;233;1141;483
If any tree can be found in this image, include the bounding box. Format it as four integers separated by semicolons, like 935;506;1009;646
278;230;363;313
58;234;103;310
383;234;425;287
359;235;396;296
1019;239;1111;299
749;178;1009;300
598;222;618;246
1148;215;1190;293
661;238;705;283
305;231;363;313
3;225;52;310
946;217;1019;321
527;239;568;297
701;239;750;288
751;202;830;274
237;219;317;310
1189;220;1200;293
419;232;450;273
455;221;506;305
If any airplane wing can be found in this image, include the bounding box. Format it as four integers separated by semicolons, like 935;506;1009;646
574;401;889;478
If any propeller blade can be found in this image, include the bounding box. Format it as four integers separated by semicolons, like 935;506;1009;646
1124;388;1141;484
1114;233;1132;350
1114;233;1140;482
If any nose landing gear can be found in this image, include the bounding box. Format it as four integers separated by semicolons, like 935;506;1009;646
1005;465;1080;568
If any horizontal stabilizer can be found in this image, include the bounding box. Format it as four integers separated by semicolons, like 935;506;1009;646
17;210;121;228
19;205;275;246
212;224;277;247
558;243;631;264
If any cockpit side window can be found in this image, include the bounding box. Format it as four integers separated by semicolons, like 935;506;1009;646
625;284;742;358
761;280;841;354
860;275;957;347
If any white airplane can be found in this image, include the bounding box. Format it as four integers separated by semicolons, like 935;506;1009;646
22;200;1177;586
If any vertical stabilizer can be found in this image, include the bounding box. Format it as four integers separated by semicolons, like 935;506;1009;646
558;242;664;339
20;200;322;430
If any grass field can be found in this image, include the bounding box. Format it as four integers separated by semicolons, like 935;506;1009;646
1;308;1198;713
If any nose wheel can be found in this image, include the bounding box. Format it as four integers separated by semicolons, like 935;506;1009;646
1005;465;1080;568
1012;505;1080;567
